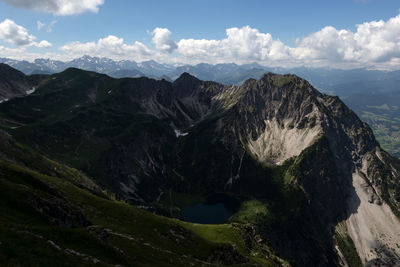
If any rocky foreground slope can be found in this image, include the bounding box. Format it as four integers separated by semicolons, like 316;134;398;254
0;65;400;266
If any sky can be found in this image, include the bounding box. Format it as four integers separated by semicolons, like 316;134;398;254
0;0;400;69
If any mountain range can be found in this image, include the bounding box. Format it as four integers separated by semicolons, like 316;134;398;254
1;63;400;266
2;56;400;96
2;56;400;157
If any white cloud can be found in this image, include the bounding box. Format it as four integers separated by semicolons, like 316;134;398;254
177;26;292;65
174;13;400;68
60;35;154;61
0;19;52;48
0;0;104;16
37;21;45;31
0;45;25;55
36;40;52;48
152;28;177;53
292;14;400;67
0;19;35;46
36;20;57;33
47;20;57;33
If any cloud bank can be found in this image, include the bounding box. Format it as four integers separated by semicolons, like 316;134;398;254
60;35;153;61
0;0;104;15
55;13;400;69
175;14;400;69
2;12;400;69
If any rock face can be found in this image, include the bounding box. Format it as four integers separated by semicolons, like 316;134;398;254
1;66;400;266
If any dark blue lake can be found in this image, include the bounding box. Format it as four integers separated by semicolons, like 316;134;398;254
180;194;240;224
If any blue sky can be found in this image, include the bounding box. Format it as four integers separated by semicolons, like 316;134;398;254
0;0;400;69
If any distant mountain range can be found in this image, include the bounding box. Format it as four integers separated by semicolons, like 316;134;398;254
2;56;400;97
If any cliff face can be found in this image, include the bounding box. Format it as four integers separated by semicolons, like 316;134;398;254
1;66;400;266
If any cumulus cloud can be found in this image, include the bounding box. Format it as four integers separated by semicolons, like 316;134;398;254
177;26;292;64
0;0;104;15
152;28;178;53
0;19;51;48
60;35;153;61
293;14;400;66
173;13;400;68
36;40;52;48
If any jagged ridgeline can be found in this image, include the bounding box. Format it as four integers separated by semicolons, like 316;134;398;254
0;63;400;266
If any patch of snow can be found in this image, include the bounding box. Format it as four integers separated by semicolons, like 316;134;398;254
26;87;36;95
0;98;9;104
174;129;189;138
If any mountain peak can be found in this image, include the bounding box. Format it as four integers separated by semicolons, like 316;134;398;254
261;72;300;82
173;72;200;84
241;72;303;89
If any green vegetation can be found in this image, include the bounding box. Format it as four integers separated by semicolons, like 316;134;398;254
270;74;296;88
0;69;175;198
335;222;362;267
182;223;246;252
344;93;400;157
0;153;287;266
359;111;400;157
230;200;270;224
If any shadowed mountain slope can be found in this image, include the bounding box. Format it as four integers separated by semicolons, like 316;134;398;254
0;65;399;266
